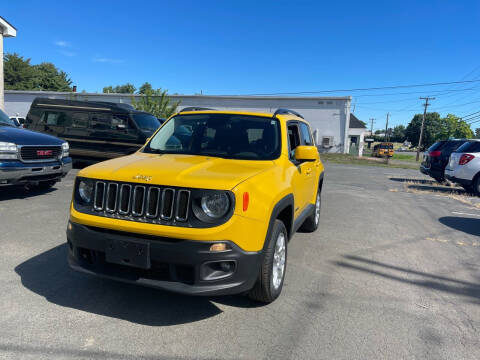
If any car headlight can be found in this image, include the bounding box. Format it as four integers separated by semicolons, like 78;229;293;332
78;179;94;203
191;190;233;223
201;193;230;219
62;142;69;158
0;142;18;160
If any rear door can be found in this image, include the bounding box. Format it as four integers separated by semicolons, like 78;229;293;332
64;111;90;158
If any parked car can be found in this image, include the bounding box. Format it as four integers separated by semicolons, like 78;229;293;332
420;139;468;182
10;115;26;128
67;108;324;303
445;139;480;195
0;107;72;189
25;98;161;162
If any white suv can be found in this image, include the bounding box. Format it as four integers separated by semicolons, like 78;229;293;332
445;140;480;195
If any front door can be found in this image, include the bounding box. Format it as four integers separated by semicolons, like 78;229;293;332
287;122;310;217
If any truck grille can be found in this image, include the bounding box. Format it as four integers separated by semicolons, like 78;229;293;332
20;146;62;162
92;181;191;223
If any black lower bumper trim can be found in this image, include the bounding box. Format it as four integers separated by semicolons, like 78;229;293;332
67;222;262;296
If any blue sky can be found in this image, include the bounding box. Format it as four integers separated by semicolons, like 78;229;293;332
3;0;480;130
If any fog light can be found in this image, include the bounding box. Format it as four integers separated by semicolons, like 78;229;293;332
210;243;230;252
219;261;233;272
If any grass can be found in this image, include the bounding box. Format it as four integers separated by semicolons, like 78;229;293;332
320;153;419;170
392;153;417;162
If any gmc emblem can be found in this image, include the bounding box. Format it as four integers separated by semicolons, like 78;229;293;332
37;150;53;156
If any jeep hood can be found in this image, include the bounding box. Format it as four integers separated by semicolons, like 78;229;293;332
78;152;274;189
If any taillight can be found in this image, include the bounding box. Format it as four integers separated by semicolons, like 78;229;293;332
429;151;441;157
459;154;475;165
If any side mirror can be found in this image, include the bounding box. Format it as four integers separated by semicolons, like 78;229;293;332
294;145;319;162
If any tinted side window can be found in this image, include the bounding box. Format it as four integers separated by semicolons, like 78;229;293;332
442;141;466;154
112;113;130;129
287;123;301;159
90;112;112;130
299;123;313;145
71;112;89;128
39;111;71;126
457;141;480;153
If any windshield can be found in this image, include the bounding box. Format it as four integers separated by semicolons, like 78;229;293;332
0;109;15;126
132;113;160;131
144;113;281;160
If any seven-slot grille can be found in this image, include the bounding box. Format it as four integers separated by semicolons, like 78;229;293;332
20;146;62;162
93;181;191;222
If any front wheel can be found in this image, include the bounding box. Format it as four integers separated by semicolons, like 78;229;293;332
248;220;287;303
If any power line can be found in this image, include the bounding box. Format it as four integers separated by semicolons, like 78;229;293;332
239;79;480;96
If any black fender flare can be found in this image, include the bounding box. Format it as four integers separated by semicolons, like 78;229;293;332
263;194;294;252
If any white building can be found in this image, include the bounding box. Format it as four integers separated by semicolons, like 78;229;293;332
0;17;17;110
5;90;366;154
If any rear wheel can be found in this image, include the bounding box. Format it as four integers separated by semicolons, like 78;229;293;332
474;177;480;196
462;184;474;194
248;220;287;303
299;191;321;232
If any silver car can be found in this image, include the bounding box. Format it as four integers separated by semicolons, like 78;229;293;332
445;140;480;195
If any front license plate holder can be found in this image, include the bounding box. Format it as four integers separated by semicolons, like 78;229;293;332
105;239;150;269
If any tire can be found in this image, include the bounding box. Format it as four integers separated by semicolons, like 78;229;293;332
462;184;474;194
37;180;57;190
248;220;288;303
474;177;480;196
433;176;444;184
299;190;321;232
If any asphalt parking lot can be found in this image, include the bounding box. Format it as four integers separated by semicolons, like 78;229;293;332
1;163;479;360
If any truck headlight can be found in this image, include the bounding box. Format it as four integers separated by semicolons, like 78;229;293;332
62;142;69;158
0;142;18;160
78;179;94;204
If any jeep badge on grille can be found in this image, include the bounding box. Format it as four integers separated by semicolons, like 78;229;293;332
132;174;152;182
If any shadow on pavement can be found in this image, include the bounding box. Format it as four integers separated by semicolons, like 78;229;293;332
15;244;247;326
389;178;436;184
439;216;480;236
333;255;480;301
405;184;464;194
0;185;57;201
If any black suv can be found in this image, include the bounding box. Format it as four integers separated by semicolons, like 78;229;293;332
420;139;468;182
25;98;161;162
0;107;72;188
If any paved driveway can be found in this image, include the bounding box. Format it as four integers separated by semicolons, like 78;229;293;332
1;164;479;359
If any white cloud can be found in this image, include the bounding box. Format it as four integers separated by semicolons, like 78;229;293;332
59;50;76;57
55;40;70;47
92;57;124;64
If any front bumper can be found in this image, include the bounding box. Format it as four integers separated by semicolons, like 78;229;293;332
0;157;72;186
67;222;262;296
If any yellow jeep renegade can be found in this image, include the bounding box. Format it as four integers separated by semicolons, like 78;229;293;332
67;108;324;303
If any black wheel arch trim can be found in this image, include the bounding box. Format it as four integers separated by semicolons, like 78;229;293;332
263;194;294;252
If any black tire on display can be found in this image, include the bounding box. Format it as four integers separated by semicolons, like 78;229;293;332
248;220;288;303
299;190;321;232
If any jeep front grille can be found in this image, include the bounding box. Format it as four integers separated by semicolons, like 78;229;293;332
92;181;190;222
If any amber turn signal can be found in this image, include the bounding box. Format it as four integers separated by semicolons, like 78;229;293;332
210;243;230;252
243;192;249;211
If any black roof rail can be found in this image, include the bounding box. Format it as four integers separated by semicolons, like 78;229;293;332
179;107;216;112
272;108;304;119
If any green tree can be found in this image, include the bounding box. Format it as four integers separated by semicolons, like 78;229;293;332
4;53;72;91
4;53;36;90
138;82;153;94
475;128;480;139
405;112;441;149
102;83;136;93
32;62;72;91
438;114;473;139
391;125;406;142
131;88;180;118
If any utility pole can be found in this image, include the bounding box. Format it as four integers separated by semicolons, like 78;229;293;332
369;118;375;136
384;113;390;142
416;97;435;161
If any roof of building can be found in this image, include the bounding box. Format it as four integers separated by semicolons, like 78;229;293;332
349;113;366;128
0;16;16;37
